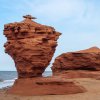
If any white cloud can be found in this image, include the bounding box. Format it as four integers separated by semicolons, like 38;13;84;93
22;0;86;22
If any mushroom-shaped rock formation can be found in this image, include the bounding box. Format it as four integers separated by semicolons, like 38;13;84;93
4;15;61;78
52;47;100;78
3;15;86;96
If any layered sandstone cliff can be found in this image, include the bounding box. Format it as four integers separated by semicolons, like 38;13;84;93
4;15;61;78
52;47;100;78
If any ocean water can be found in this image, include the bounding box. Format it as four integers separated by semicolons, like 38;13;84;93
0;71;52;89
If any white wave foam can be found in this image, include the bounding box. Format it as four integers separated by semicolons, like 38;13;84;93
0;78;17;89
4;79;15;82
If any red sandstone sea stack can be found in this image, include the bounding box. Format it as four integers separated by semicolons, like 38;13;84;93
3;15;85;95
4;15;61;78
52;47;100;79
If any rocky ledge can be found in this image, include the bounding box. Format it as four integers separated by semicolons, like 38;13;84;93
8;77;86;96
52;47;100;79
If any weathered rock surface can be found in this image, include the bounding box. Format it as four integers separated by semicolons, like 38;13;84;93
55;70;100;79
8;77;86;96
52;47;100;77
4;15;86;96
4;15;61;78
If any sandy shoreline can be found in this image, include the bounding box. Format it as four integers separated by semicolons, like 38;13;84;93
0;78;100;100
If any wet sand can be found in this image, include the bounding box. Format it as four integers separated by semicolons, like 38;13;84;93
0;78;100;100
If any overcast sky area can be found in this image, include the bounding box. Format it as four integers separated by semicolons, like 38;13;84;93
0;0;100;71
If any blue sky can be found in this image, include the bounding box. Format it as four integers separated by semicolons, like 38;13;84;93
0;0;100;71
